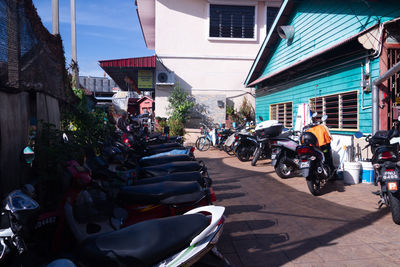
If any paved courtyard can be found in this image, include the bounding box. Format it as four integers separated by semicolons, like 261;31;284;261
196;149;400;266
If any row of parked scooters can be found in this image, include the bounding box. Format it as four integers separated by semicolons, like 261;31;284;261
0;126;230;266
199;113;400;225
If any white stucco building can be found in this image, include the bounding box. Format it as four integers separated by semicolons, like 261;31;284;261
136;0;282;125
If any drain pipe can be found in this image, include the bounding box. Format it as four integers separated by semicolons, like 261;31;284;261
372;60;400;134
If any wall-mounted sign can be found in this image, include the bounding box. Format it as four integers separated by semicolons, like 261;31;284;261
138;70;153;89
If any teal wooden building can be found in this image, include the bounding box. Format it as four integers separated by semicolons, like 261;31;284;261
245;0;400;135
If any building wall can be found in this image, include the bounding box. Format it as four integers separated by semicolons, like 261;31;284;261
255;59;372;134
260;0;400;79
254;0;400;135
153;0;282;124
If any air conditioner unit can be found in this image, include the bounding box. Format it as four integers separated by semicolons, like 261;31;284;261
156;71;175;85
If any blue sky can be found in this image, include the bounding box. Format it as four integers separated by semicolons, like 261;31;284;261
32;0;154;77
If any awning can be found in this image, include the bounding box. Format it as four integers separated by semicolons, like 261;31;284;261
99;55;156;93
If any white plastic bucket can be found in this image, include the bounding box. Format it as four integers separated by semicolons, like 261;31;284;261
343;162;361;185
360;161;374;184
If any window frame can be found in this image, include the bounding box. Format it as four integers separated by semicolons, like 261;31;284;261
207;1;258;42
309;90;359;131
269;101;293;128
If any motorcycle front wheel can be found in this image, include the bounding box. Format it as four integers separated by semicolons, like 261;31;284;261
306;178;321;196
237;145;251;162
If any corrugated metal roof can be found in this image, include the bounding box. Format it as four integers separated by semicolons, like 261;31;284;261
99;55;156;68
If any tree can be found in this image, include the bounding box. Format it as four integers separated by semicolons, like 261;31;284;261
167;84;194;136
238;96;255;121
167;84;194;123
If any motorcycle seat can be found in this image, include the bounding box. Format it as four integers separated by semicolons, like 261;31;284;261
146;146;187;155
160;190;206;205
117;181;201;204
147;143;182;150
139;154;192;167
134;171;203;186
141;161;202;177
77;213;209;266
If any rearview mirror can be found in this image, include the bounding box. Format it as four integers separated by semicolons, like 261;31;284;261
321;115;328;122
23;146;35;164
62;133;69;142
312;112;318;118
354;132;363;139
259;116;264;121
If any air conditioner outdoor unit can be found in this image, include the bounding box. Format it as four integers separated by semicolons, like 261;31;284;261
156;71;175;85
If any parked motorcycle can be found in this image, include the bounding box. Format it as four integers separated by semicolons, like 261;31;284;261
359;117;400;224
270;130;300;178
251;117;283;166
0;186;228;267
234;132;258;162
296;114;336;195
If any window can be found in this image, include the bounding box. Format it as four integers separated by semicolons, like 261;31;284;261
270;102;293;127
266;7;279;34
209;4;255;39
309;91;358;130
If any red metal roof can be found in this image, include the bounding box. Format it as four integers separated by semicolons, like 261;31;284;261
99;55;156;68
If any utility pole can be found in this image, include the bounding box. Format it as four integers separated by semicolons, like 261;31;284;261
70;0;78;88
52;0;59;34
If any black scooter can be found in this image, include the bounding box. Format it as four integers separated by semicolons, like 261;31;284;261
358;118;400;224
296;114;335;196
234;132;258;162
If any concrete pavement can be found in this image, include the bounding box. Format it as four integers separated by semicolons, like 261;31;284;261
196;148;400;266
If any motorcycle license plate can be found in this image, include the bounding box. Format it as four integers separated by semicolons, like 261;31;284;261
300;161;310;168
388;182;398;191
384;171;398;180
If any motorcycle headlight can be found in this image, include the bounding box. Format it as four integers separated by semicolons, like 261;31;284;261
6;190;38;213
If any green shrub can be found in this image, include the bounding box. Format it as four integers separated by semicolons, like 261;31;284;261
168;117;185;136
238;97;255;121
166;84;194;136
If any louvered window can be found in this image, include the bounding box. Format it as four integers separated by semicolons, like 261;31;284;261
209;5;255;39
270;102;292;127
309;91;358;130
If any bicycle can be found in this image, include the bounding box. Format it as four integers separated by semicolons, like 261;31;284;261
195;124;214;151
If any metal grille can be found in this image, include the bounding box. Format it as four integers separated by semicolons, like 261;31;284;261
270;102;292;127
209;4;255;39
310;91;358;130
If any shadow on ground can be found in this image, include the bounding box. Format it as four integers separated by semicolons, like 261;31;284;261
197;152;390;266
